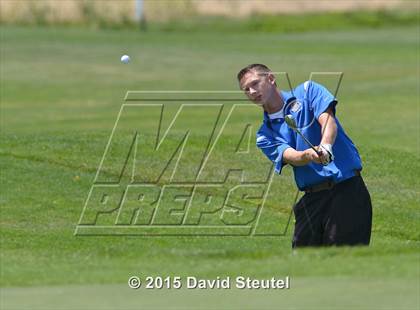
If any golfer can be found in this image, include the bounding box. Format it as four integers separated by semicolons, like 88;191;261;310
238;64;372;247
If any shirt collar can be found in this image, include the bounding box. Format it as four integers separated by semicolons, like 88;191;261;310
263;91;296;122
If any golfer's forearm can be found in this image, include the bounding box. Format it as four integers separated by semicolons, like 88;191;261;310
319;111;337;145
283;148;310;166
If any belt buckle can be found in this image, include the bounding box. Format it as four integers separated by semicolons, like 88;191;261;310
326;181;335;190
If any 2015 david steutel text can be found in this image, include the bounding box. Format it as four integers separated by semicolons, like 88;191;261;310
128;275;291;290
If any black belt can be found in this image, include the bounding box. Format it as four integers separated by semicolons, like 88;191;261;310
304;170;361;194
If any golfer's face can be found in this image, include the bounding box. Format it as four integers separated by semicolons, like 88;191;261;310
240;71;273;106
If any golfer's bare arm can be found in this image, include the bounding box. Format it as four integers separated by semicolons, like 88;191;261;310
318;108;337;145
283;148;320;166
282;108;337;166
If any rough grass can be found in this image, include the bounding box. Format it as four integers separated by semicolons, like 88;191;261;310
1;7;419;32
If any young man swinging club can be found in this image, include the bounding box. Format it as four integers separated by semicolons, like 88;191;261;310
238;64;372;247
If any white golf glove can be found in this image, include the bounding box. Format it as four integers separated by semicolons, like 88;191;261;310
319;143;334;165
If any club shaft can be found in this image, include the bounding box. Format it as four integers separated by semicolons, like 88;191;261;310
295;129;323;156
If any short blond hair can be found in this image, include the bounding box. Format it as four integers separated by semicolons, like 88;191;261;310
237;63;272;83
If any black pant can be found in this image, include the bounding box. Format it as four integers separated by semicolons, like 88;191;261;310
292;176;372;248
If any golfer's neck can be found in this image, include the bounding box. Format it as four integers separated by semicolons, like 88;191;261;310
264;91;284;114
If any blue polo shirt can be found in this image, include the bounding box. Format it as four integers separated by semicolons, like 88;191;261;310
256;81;362;190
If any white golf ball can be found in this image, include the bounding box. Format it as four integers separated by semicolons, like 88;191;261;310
120;55;130;64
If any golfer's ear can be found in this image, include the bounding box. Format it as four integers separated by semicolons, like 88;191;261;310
268;73;276;85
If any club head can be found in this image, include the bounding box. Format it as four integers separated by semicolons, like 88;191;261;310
285;114;297;130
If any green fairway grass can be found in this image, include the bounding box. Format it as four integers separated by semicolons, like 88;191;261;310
1;25;419;309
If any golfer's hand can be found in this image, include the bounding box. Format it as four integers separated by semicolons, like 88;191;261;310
302;148;322;164
318;144;334;165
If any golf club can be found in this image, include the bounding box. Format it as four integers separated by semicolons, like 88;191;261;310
285;114;323;156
